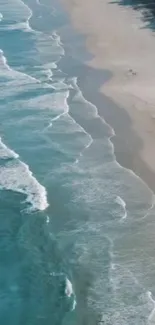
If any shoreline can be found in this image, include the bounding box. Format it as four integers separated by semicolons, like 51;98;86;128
59;54;155;194
60;0;155;194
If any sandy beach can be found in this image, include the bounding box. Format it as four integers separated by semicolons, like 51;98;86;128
61;0;155;193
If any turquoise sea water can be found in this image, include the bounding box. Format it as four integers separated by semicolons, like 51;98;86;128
1;0;155;324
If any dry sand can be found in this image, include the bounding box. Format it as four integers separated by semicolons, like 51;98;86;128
61;0;155;185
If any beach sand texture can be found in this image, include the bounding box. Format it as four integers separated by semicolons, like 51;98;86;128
62;0;155;182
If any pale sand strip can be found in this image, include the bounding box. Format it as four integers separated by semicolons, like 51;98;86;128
62;0;155;179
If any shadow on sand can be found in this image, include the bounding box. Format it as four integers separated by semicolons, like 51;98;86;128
112;0;155;30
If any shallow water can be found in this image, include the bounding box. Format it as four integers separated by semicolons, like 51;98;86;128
0;0;155;324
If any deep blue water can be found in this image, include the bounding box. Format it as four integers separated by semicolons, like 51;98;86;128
1;0;155;324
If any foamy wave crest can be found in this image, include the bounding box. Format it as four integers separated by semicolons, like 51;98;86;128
1;21;31;31
65;277;76;311
0;49;11;72
0;49;39;83
115;195;127;220
0;0;35;32
41;62;57;70
28;90;69;112
50;90;69;122
65;277;73;297
74;135;93;164
0;0;31;24
38;91;70;130
50;272;76;311
71;77;113;133
0;13;3;21
0;159;48;211
147;291;155;324
0;137;19;159
142;195;155;220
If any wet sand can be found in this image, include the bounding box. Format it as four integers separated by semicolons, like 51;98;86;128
60;0;155;194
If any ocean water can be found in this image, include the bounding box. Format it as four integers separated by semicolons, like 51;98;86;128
1;0;155;324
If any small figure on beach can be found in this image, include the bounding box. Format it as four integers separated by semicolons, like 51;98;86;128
128;68;137;76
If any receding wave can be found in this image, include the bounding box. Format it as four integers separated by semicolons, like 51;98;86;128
0;159;48;211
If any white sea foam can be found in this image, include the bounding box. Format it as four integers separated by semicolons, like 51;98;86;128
115;195;126;209
52;80;70;91
0;0;34;32
50;272;76;310
0;13;3;21
42;90;70;130
105;236;117;293
65;277;77;311
0;159;48;211
45;104;93;161
46;215;50;223
70;77;114;164
70;77;154;197
70;76;155;237
0;49;39;83
60;79;94;164
0;49;11;72
142;195;155;220
41;62;57;70
71;77;114;136
65;277;73;297
45;68;53;80
20;0;33;33
74;135;93;164
0;0;31;24
0;4;65;101
52;31;63;47
28;91;69;129
115;195;127;220
147;291;155;324
0;137;19;159
1;21;31;31
33;33;64;66
72;298;77;311
0;9;153;321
